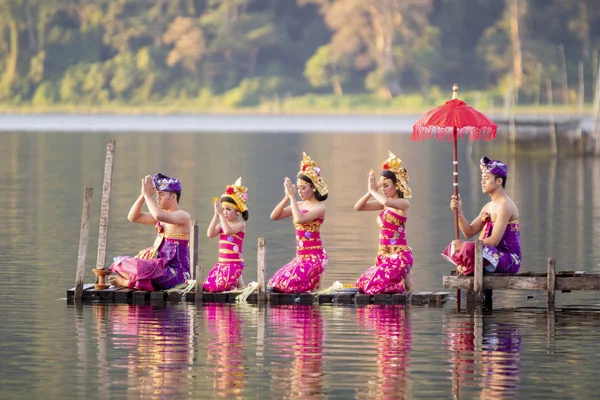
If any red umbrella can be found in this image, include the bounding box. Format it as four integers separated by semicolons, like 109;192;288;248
412;84;497;241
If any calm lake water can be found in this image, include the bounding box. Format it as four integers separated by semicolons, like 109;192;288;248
1;115;600;399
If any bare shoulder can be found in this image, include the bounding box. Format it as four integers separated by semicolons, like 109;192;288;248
481;201;493;213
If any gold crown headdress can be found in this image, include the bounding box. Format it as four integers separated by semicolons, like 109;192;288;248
381;151;412;198
297;152;328;196
219;177;248;212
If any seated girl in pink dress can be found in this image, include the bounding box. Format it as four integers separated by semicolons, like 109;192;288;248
204;177;249;292
355;151;413;294
268;152;328;293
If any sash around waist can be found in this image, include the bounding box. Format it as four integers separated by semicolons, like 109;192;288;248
296;230;321;240
379;238;407;246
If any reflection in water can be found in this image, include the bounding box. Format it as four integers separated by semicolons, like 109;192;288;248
203;304;246;399
445;313;521;399
106;305;194;398
269;306;324;399
355;305;412;400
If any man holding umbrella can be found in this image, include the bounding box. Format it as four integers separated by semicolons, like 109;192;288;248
442;157;522;275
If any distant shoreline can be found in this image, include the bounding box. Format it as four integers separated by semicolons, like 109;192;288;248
0;106;591;133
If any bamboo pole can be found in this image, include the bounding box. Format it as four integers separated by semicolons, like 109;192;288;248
547;258;556;310
96;139;116;269
558;44;570;116
74;187;93;301
509;87;517;156
257;237;266;304
578;62;585;154
593;61;600;156
546;79;558;156
189;220;201;299
190;220;203;304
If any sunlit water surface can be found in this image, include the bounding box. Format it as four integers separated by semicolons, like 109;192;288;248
1;116;600;398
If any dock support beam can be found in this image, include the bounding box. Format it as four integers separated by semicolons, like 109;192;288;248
257;238;266;304
473;239;484;309
547;257;556;310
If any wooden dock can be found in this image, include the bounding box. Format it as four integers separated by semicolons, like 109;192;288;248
66;285;449;306
443;240;600;310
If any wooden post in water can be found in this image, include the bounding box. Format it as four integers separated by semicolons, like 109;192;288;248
96;139;116;270
74;188;93;301
558;44;570;116
593;62;600;156
547;257;556;310
546;79;558;156
577;62;585;154
509;88;517;156
257;237;266;304
189;220;203;304
473;239;484;309
189;220;201;303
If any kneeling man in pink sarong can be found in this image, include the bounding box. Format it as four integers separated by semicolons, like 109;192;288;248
442;157;522;275
109;173;191;291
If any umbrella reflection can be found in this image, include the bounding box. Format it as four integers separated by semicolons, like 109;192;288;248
355;305;412;400
107;304;194;398
445;314;521;399
269;306;324;399
203;304;246;399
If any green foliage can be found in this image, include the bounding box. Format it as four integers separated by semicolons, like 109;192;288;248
0;0;599;110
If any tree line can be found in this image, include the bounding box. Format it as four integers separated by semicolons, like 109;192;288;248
1;0;599;108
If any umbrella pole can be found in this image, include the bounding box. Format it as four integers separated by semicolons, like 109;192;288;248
453;127;461;308
453;127;460;240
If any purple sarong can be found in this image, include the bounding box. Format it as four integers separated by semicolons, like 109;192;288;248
109;222;190;291
442;218;522;275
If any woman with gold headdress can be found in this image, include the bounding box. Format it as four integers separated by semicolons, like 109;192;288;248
354;151;413;294
204;178;249;292
268;152;328;293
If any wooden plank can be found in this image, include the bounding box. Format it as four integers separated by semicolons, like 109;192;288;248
98;287;119;302
547;258;556;308
299;293;313;305
212;293;227;303
391;293;410;304
132;290;149;303
257;237;266;304
444;275;547;290
277;294;296;305
443;275;473;290
113;288;134;303
96;139;116;270
318;294;334;304
473;240;483;307
429;292;449;303
373;294;390;305
74;187;93;302
355;294;371;305
150;291;166;302
167;291;182;303
411;292;432;305
67;283;94;301
82;288;100;301
337;293;354;304
228;292;240;303
556;275;600;291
